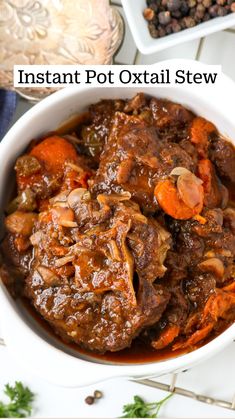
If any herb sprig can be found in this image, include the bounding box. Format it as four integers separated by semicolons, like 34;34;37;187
121;393;172;418
0;382;35;418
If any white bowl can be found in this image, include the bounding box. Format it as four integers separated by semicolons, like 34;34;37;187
121;0;235;55
0;60;235;387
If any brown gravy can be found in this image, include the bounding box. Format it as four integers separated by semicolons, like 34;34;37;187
21;298;230;364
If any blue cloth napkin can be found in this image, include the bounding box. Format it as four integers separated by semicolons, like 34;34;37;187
0;89;17;141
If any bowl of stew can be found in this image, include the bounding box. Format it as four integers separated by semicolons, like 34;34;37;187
0;61;235;387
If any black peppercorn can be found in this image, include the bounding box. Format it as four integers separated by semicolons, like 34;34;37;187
165;23;173;33
216;0;226;5
181;0;189;15
188;0;196;7
158;25;167;36
148;22;159;37
189;7;196;16
94;390;103;399
167;0;181;11
209;4;219;16
203;12;210;20
171;18;182;31
144;0;233;41
182;15;196;27
171;9;182;17
202;0;212;7
158;10;171;24
195;3;206;20
218;5;228;14
85;396;95;405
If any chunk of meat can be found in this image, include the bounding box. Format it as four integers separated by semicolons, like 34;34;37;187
210;137;235;182
1;234;33;276
5;211;38;236
150;98;193;142
223;208;235;234
81;100;124;160
24;193;171;352
92;113;160;212
124;93;147;113
92;112;195;213
185;274;216;308
127;217;171;281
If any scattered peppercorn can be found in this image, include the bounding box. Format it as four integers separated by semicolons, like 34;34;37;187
143;0;235;39
85;396;95;405
167;0;181;11
85;390;104;405
94;390;103;399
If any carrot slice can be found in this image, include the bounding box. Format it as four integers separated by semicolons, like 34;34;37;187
173;324;213;351
152;325;180;350
202;290;235;323
222;282;235;293
198;159;222;208
154;179;203;220
29;136;78;174
190;117;216;157
17;136;78;191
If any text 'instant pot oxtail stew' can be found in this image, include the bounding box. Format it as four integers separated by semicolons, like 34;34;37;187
1;93;235;358
144;1;235;39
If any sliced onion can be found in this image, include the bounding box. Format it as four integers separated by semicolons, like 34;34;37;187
65;162;84;174
54;255;74;267
67;188;90;208
59;220;78;228
30;231;43;246
170;167;191;177
198;258;224;278
53;202;69;208
63;134;82;145
5;211;38;236
177;172;203;209
49;191;69;205
97;192;131;206
108;240;121;261
220;184;229;209
132;213;148;224
37;266;60;285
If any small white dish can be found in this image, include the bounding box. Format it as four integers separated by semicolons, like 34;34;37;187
121;0;235;55
0;60;235;387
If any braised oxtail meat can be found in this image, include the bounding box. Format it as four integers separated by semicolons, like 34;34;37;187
24;194;171;352
1;93;235;357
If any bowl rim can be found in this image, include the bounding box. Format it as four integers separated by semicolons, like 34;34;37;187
0;60;235;386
